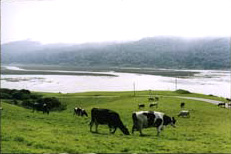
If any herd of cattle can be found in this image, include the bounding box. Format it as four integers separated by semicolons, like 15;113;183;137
30;96;231;136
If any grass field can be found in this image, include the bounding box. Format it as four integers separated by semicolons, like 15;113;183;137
1;91;231;153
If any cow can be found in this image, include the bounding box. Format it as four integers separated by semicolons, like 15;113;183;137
132;111;176;136
32;103;49;114
74;107;82;116
80;109;88;117
226;98;231;102
180;102;185;109
148;96;159;102
74;107;88;117
149;102;158;108
218;103;226;107
90;108;130;135
138;104;145;109
178;110;190;117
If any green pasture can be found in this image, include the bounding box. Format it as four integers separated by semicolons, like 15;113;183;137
1;91;231;153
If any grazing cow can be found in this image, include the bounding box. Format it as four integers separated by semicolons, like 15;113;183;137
178;110;190;117
218;103;226;107
148;96;159;102
138;104;145;109
180;102;185;109
154;96;159;101
132;111;176;136
80;109;88;117
149;102;158;108
74;107;82;116
226;98;231;102
32;103;49;114
90;108;130;135
74;107;88;117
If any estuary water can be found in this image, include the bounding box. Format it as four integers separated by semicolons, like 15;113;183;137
1;66;230;98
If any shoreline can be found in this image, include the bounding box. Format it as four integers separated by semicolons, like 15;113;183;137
1;65;203;77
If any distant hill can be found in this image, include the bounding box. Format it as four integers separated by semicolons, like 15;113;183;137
1;37;230;69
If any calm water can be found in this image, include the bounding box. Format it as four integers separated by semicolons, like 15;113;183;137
1;66;230;98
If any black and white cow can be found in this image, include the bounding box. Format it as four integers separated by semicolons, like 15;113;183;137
32;103;49;114
178;110;190;117
218;103;226;107
74;107;82;116
132;111;176;136
149;102;158;108
90;108;130;135
74;107;88;117
80;109;88;117
148;96;159;102
138;104;145;109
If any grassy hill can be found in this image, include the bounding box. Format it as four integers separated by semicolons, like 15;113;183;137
1;91;231;153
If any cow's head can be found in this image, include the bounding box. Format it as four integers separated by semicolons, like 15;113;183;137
121;125;130;135
171;117;176;127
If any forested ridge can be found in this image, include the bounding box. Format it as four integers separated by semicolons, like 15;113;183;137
2;36;230;69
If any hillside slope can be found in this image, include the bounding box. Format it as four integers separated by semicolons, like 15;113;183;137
1;91;231;153
2;37;230;69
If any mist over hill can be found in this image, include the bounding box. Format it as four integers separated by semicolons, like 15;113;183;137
1;37;230;69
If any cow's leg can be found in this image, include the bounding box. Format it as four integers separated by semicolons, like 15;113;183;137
132;125;136;134
137;124;144;136
111;127;117;134
109;126;116;134
90;121;94;132
139;128;144;136
95;123;98;133
157;125;163;136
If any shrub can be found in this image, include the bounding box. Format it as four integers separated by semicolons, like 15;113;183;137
22;100;34;109
12;91;30;100
30;94;42;100
175;89;191;94
37;97;66;111
0;93;12;99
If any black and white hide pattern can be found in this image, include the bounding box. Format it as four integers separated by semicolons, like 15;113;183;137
138;104;145;109
74;107;88;117
32;103;49;114
81;109;88;117
148;97;159;102
132;111;176;136
178;110;190;117
149;102;158;108
90;108;130;135
217;103;226;107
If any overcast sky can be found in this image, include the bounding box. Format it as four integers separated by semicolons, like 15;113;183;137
1;0;231;44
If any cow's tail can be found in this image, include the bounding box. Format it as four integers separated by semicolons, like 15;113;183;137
132;112;138;130
89;108;94;124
